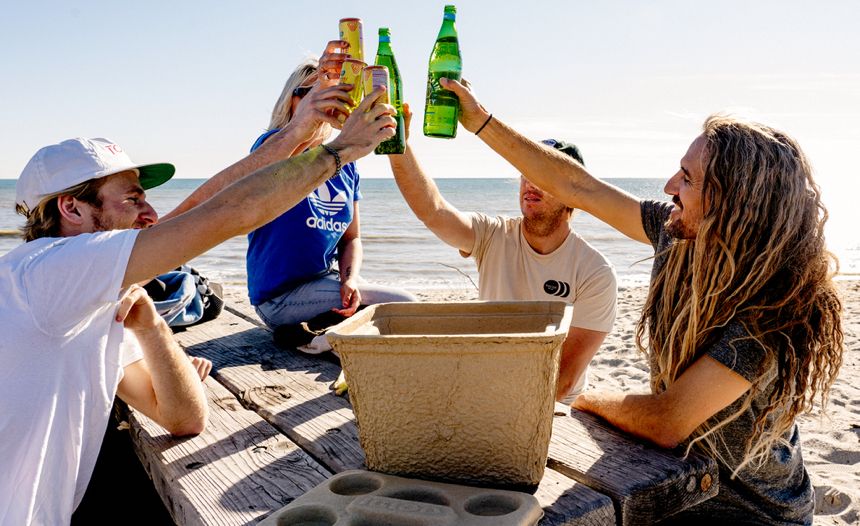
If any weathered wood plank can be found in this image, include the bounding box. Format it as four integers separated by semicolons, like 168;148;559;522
548;404;719;526
536;468;616;526
125;378;332;526
173;310;367;473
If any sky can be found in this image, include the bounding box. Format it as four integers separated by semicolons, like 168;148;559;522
1;0;858;252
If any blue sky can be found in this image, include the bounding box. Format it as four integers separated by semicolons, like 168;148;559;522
1;1;858;252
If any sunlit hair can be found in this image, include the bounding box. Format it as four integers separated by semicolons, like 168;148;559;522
636;114;843;476
267;58;319;131
15;178;107;242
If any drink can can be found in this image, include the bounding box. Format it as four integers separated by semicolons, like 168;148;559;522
339;18;364;61
339;58;366;109
362;65;390;106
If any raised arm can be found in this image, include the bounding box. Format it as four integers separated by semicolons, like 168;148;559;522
162;41;352;221
388;103;474;253
442;78;649;245
123;88;396;287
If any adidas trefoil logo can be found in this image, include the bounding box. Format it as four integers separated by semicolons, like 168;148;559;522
308;183;347;217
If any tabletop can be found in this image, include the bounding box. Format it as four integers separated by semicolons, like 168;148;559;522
123;297;718;526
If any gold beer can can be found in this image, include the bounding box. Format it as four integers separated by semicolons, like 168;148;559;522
338;17;364;62
340;58;366;109
362;65;390;106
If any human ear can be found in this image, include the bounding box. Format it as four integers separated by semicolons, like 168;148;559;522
57;195;84;225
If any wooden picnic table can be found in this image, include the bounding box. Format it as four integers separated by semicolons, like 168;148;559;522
123;296;718;526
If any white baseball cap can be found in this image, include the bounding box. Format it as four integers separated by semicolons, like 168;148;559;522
15;137;175;214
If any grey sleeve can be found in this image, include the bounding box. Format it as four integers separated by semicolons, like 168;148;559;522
639;200;674;250
706;322;770;383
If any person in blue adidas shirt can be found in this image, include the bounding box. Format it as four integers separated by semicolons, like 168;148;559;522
166;41;414;331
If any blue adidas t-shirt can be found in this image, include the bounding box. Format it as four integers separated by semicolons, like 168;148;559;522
246;129;362;305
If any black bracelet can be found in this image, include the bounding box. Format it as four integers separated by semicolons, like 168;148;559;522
321;144;341;177
475;113;493;136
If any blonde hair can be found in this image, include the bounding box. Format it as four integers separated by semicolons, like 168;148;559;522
15;178;106;241
267;58;319;131
636;114;843;476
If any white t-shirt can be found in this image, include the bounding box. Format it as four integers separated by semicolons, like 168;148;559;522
466;214;617;397
0;230;142;525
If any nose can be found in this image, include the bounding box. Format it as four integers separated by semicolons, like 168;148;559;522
664;171;681;196
138;200;158;227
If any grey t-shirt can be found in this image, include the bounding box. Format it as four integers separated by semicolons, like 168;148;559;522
641;200;813;526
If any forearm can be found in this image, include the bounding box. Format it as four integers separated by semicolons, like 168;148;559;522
162;125;308;221
478;117;595;205
126;145;343;286
572;391;683;449
133;321;208;435
338;237;362;281
477;116;647;243
389;145;473;251
389;145;450;219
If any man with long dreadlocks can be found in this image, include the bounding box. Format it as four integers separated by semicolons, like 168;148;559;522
441;76;844;525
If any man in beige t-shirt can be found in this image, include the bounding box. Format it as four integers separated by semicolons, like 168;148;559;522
389;106;616;402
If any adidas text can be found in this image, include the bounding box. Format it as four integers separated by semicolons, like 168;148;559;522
306;216;350;232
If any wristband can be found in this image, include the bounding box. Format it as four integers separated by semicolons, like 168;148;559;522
321;144;341;177
475;113;493;136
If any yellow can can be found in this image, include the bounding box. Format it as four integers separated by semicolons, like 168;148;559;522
362;65;390;106
339;58;366;109
338;18;364;62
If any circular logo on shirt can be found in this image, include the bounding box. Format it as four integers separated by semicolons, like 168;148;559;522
544;280;570;298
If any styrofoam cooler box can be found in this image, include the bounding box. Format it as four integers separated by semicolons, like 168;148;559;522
327;301;573;487
257;469;544;526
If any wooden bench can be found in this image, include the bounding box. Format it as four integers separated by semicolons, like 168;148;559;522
125;300;717;525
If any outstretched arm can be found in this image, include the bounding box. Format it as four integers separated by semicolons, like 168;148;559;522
162;40;352;222
388;102;475;253
442;78;649;245
115;285;207;435
124;87;396;288
572;355;752;448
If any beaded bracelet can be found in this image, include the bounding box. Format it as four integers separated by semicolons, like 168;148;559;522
321;144;341;177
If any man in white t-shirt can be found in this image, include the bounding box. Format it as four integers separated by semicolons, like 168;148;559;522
389;106;617;403
0;86;396;525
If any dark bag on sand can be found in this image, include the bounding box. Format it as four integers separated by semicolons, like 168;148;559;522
143;265;224;329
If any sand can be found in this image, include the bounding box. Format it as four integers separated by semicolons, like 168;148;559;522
414;281;860;525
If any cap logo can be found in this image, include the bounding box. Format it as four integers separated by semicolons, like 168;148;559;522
104;144;123;155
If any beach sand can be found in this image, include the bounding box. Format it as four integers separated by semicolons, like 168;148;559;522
411;281;860;525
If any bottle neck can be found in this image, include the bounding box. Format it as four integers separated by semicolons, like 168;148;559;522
437;17;457;40
377;39;393;56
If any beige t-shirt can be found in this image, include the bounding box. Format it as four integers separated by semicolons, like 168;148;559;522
466;214;617;332
464;214;617;399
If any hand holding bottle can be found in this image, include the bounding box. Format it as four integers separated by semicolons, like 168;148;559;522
318;39;351;85
440;77;490;134
291;84;354;137
329;86;397;164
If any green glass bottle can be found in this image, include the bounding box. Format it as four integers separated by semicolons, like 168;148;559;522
374;28;406;154
423;5;462;139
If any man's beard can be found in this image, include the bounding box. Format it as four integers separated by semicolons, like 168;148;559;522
665;197;697;239
523;207;568;237
91;208;142;232
91;208;113;232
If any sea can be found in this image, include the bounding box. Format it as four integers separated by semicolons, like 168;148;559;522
1;178;857;291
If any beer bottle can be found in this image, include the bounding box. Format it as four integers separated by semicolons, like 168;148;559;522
374;28;406;154
423;5;462;139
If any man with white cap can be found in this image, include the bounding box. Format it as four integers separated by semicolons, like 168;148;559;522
0;88;394;525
